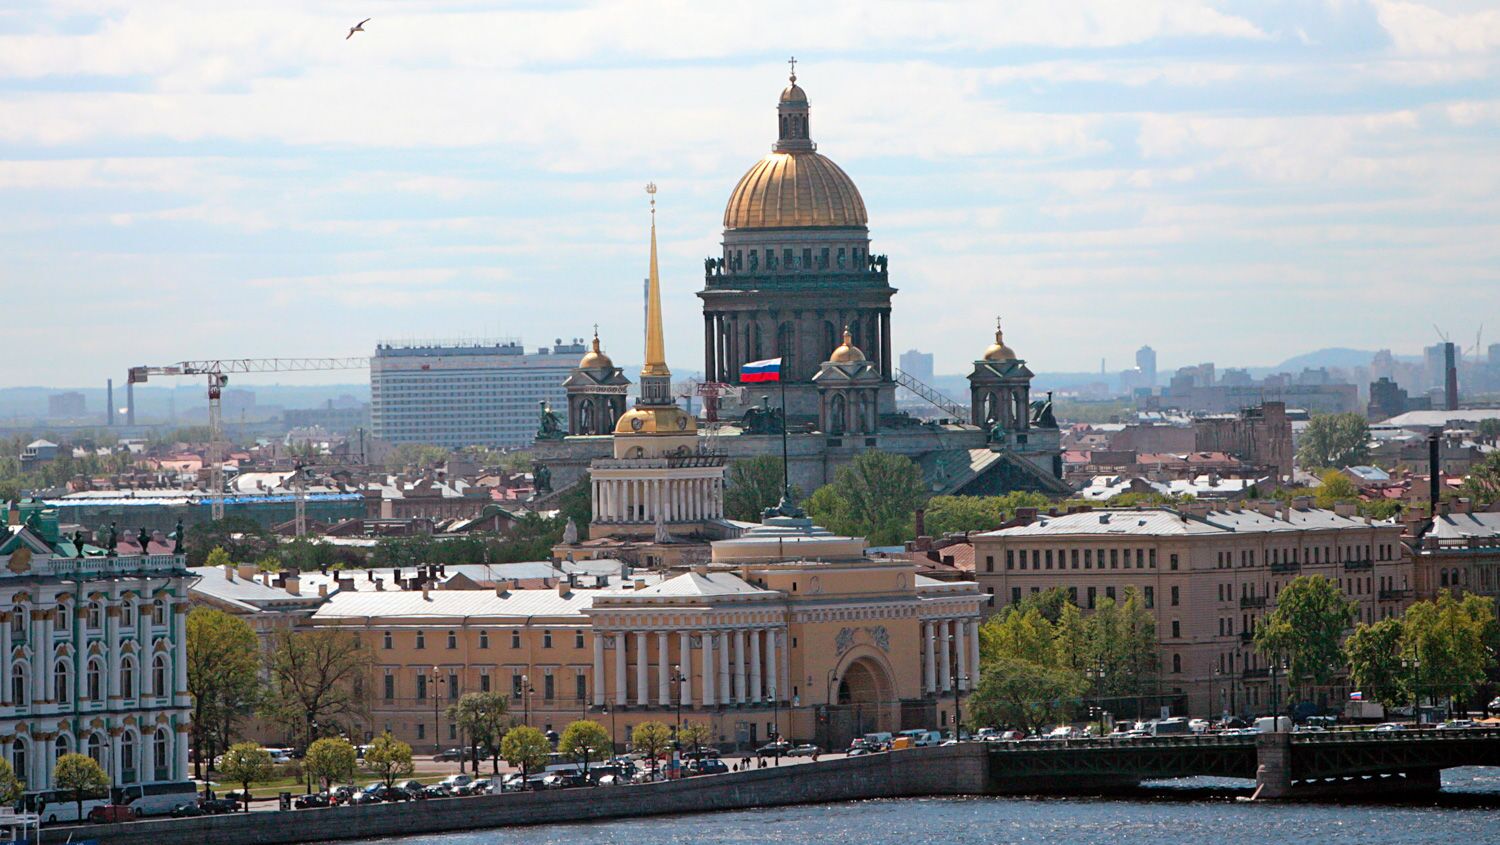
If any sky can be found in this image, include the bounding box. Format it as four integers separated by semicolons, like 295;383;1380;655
3;0;1500;389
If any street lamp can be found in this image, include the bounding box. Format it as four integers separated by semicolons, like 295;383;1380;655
824;668;839;753
950;670;968;742
602;702;616;755
670;664;684;750
521;673;535;728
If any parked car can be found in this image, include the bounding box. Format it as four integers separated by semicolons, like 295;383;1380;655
88;804;140;823
198;798;239;815
686;758;729;776
755;740;792;756
423;785;450;798
440;774;473;792
294;792;332;809
1438;720;1477;731
784;743;820;757
329;785;358;804
433;748;465;762
348;791;381;806
1370;723;1407;733
541;772;589;790
595;774;627;787
1489;696;1500;713
169;801;205;818
462;779;494;796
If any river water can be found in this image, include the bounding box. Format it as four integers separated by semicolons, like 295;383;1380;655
344;769;1500;845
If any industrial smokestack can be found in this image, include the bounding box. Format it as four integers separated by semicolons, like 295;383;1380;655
106;379;114;427
1444;342;1458;411
1428;430;1441;506
126;379;135;426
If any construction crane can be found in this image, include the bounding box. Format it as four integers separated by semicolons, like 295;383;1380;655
127;357;369;519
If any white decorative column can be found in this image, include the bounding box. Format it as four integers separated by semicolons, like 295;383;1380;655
657;632;671;706
679;631;693;708
701;631;716;707
968;620;981;691
749;629;762;703
939;620;952;692
173;599;189;704
0;612;11;705
765;629;778;703
592;635;606;706
32;609;47;704
174;723;190;781
109;728;123;782
733;630;747;705
106;605;121;701
613;634;627;707
634;632;649;706
955;618;969;689
924;621;937;694
717;632;731;706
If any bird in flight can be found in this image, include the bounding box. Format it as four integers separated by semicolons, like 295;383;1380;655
346;18;370;40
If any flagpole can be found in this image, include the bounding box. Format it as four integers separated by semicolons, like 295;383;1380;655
779;370;789;497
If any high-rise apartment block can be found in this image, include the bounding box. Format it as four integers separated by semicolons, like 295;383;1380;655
370;339;585;448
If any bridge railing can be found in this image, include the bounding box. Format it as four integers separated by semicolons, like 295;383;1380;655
986;732;1256;753
1291;727;1500;745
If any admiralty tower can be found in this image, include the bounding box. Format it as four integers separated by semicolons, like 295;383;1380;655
699;66;896;423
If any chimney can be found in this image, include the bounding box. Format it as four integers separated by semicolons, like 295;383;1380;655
1428;431;1441;505
107;378;114;427
557;580;570;597
1455;497;1472;515
375;578;384;591
421;583;431;601
237;563;257;581
633;578;646;591
223;564;235;581
1444;342;1459;411
1333;502;1357;517
284;574;300;595
914;508;926;538
126;379;135;426
496;582;510;598
318;583;328;597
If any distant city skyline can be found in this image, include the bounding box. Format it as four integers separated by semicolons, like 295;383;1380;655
3;2;1499;387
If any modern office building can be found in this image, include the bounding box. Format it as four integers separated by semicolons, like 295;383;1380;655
1;505;194;799
370;339;585;448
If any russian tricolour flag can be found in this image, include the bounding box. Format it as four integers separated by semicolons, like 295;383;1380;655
741;358;782;384
1349;691;1363;701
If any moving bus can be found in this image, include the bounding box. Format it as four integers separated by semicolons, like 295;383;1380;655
113;781;199;817
19;789;109;824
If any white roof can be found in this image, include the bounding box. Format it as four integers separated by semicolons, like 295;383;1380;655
1426;512;1500;541
1380;409;1500;428
627;571;769;598
981;506;1376;538
313;587;621;621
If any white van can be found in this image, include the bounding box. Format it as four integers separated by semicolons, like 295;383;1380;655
1255;716;1292;733
115;781;199;817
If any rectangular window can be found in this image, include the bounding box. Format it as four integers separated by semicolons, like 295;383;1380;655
383;631;393;649
447;631;457;649
448;672;459;700
1068;586;1078;605
986;556;995;573
985;587;995;607
1087;587;1097;609
1071;549;1080;569
383;674;394;701
576;673;588;702
1045;549;1053;569
511;630;521;649
1011;587;1022;605
544;674;555;700
543;630;554;648
479;631;489;649
1171;620;1181;638
1006;550;1014;570
416;674;428;701
415;631;425;650
1171;586;1180;607
1149;549;1157;568
1110;549;1118;569
480;674;491;693
417;724;425;740
512;675;523;699
449;723;457;740
1170;554;1179;571
1085;549;1093;569
1141;586;1150;607
575;631;585;649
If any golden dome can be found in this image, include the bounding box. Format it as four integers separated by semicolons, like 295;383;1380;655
613;406;697;436
723;152;868;230
578;333;614;369
829;327;865;363
780;82;807;103
983;321;1017;362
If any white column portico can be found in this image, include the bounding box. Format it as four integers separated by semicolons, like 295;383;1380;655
635;631;649;706
657;632;671;706
968;620;981;691
717;631;731;706
733;629;747;705
592;635;606;706
613;634;627;706
765;628;778;702
954;618;969;689
701;631;716;707
939;620;952;692
749;629;762;703
679;631;693;708
924;621;937;694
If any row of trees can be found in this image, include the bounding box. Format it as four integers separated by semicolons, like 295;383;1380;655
970;589;1157;733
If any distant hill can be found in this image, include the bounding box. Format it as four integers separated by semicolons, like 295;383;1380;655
1270;347;1421;373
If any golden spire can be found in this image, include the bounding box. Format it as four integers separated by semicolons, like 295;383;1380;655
642;182;669;378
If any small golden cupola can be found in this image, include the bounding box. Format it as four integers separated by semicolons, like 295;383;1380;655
578;330;614;370
828;326;866;364
982;317;1018;362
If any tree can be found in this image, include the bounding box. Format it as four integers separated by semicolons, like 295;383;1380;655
1084;590;1158;701
205;547;233;569
1254;575;1357;702
558;720;611;779
54;753;109;820
1476;418;1500;440
1314;470;1360;509
677;720;712;754
364;732;414;788
981;607;1058;667
806;451;927;545
0;757;21;805
303;737;357;791
970;656;1087;734
723;456;795;522
1460;452;1500;505
499;726;550;787
1401;593;1497;710
1296;413;1370;470
630;721;673;772
1344;617;1408;708
922;492;1052;536
262;628;374;750
447;692;509;774
186;608;261;780
187;517;275;566
216;743;271;811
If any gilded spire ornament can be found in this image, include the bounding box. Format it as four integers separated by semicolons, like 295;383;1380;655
642;182;669;378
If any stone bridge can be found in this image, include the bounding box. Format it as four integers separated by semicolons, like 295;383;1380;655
985;728;1500;798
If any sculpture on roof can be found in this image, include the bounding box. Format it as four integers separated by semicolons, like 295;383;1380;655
137;526;150;554
562;517;579;545
106;522;118;557
740;395;784;435
171;518;185;555
72;530;85;555
533;462;552;493
536;401;564;441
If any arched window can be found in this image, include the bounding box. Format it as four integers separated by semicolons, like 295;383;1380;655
11;739;26;781
152;655;169;699
54;734;70;763
10;607;26;641
54;659;71;704
87;658;103;701
87;602;102;630
120;656;136;700
154;729;170;775
87;733;105;767
11;663;28;707
120;732;136;783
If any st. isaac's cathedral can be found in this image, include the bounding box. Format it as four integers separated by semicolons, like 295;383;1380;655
534;69;1067;543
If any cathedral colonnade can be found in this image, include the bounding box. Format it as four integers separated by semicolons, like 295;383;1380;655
920;616;980;695
591;474;724;524
702;308;893;385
